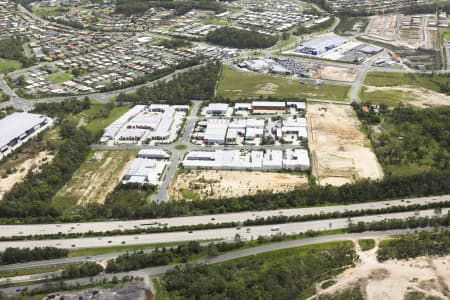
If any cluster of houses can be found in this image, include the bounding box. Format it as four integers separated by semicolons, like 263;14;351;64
328;0;433;13
16;37;198;96
225;9;318;35
227;0;304;13
100;104;189;145
183;148;310;171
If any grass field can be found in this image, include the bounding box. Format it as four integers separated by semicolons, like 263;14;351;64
69;241;195;257
0;58;22;74
364;72;448;92
51;150;136;212
84;105;130;136
0;90;8;102
45;71;73;84
359;88;417;106
217;65;350;101
0;264;72;278
358;239;375;251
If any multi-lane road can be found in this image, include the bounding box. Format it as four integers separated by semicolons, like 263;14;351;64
0;228;434;296
1;195;446;238
1;206;447;251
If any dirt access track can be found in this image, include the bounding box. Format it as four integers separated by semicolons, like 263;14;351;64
170;170;308;200
53;150;135;206
314;239;450;300
307;103;383;186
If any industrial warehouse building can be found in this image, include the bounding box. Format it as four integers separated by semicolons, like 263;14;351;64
122;149;170;185
100;104;188;145
182;149;310;171
295;36;348;56
0;112;53;159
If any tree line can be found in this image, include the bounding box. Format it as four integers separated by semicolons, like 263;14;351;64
0;247;68;265
377;230;450;261
61;262;104;279
105;240;244;273
115;0;226;16
206;27;279;49
356;105;450;175
160;242;355;299
116;62;221;105
348;212;450;233
0;37;34;68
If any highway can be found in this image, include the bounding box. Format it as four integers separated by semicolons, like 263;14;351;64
1;195;447;238
0;207;447;251
0;228;434;296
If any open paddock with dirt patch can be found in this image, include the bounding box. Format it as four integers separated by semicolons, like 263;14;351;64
316;239;450;300
314;66;358;82
51;150;136;211
306;103;383;186
217;65;350;101
362;85;450;108
0;151;54;199
169;170;308;200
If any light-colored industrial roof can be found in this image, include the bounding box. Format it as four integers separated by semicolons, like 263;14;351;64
0;112;48;148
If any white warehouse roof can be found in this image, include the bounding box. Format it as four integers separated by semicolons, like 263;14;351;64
0;112;49;149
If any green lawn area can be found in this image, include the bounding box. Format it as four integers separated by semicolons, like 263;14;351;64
69;241;193;257
364;72;448;92
0;264;72;278
358;239;375;251
32;6;67;18
442;30;450;41
359;87;418;106
217;65;350;101
0;90;8;102
84;104;130;136
0;58;22;74
45;72;73;84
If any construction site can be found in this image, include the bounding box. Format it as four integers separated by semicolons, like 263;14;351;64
306;104;384;186
169;169;308;200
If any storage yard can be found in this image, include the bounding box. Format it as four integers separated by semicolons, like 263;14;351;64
169;169;308;199
307;103;383;186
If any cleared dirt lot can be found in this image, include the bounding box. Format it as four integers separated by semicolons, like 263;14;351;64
0;151;54;199
307;103;383;186
170;170;308;200
313;66;358;82
53;150;136;207
364;85;450;108
315;240;450;300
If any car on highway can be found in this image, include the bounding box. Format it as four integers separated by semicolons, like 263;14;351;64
108;240;112;243
271;226;280;232
188;231;193;234
121;241;126;245
71;244;76;247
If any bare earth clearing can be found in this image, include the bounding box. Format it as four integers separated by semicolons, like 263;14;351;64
0;151;54;199
364;85;450;108
307;104;383;186
53;150;135;205
314;66;358;82
314;240;450;300
170;170;308;199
